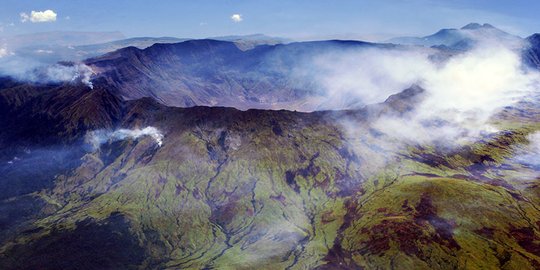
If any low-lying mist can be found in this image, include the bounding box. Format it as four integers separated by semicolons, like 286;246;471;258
0;56;95;89
303;39;540;149
515;131;540;168
0;43;94;88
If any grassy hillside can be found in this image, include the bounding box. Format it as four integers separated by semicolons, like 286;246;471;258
0;83;540;269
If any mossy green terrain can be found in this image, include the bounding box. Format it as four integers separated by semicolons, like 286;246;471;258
1;83;540;269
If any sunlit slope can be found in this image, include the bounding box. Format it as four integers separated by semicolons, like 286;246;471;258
0;82;539;269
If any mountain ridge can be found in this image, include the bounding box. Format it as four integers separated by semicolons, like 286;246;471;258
1;23;540;269
387;22;520;49
84;38;394;111
1;77;540;268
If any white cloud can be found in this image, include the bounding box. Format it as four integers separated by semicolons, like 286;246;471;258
20;10;57;23
0;44;14;58
306;39;540;147
514;132;540;167
231;14;243;23
35;49;53;54
307;48;432;108
20;13;29;22
0;47;8;58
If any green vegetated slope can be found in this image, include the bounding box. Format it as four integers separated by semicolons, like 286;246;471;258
1;84;540;269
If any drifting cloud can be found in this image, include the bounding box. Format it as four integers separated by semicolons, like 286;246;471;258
306;39;540;146
514;131;540;167
86;127;164;150
231;14;243;23
20;9;57;23
307;48;431;108
0;46;8;58
0;45;94;88
385;43;537;144
35;49;54;54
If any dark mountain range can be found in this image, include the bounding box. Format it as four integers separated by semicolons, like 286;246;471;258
85;31;540;112
85;39;395;111
1;24;540;269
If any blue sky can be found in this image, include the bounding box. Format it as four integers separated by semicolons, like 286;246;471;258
1;0;539;40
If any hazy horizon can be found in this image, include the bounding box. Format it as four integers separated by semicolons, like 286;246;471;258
1;1;540;42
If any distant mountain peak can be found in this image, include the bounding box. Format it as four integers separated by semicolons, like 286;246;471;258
528;33;540;42
387;22;517;49
461;23;495;30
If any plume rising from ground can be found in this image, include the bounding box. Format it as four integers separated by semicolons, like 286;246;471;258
0;58;95;88
31;63;95;88
86;126;164;150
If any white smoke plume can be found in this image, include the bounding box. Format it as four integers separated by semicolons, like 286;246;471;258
86;126;164;150
32;63;95;89
0;56;95;89
0;43;94;88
